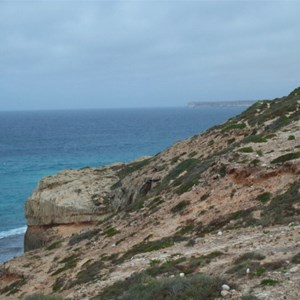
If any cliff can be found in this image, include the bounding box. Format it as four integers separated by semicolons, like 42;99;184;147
0;88;300;299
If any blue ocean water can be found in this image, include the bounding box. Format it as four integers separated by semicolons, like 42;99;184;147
0;107;245;263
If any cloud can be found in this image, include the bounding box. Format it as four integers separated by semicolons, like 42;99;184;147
0;0;299;109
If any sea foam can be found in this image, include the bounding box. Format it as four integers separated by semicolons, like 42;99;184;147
0;226;27;240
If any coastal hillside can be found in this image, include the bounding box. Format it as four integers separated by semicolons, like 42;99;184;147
1;88;300;299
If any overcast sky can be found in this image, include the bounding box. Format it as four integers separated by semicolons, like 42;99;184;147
0;0;299;110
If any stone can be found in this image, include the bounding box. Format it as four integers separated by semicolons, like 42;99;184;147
221;290;230;297
179;272;185;277
222;284;230;291
290;266;299;273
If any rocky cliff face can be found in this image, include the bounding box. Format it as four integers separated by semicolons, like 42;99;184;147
24;165;121;250
1;88;300;299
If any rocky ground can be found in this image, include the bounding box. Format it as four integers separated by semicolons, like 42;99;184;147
0;88;300;299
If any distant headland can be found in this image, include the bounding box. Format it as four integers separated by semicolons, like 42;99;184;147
188;100;256;107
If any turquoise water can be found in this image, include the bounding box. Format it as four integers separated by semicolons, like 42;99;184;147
0;107;245;263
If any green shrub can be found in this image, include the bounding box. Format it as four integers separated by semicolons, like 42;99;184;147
227;252;265;276
117;237;175;263
288;135;295;140
188;151;198;157
227;138;236;145
229;210;249;220
256;192;272;203
175;179;198;195
103;227;120;237
0;278;26;296
265;133;277;139
200;193;210;201
68;229;100;246
238;147;254;153
24;294;63;300
52;277;65;292
46;241;62;251
96;272;223;300
171;156;180;164
164;158;213;195
183;252;224;274
146;257;187;277
175;224;195;236
234;252;265;264
147;196;164;211
68;260;104;287
227;261;261;276
271;152;300;164
221;123;246;133
260;182;300;225
164;159;199;183
51;255;79;276
250;159;260;166
260;278;279;286
218;165;227;177
171;200;190;213
256;150;263;156
242;135;267;144
117;158;153;179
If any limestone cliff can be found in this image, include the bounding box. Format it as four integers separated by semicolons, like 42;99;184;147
1;88;300;300
24;165;121;250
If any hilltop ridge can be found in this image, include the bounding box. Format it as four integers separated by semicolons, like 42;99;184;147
1;88;300;299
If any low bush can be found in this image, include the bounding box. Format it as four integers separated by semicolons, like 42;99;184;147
260;278;279;286
221;123;246;133
68;229;100;246
227;252;265;277
117;237;176;263
242;135;267;144
46;241;62;251
256;192;272;203
103;227;120;237
68;260;104;287
95;272;223;300
24;294;63;300
171;200;190;213
200;193;210;201
117;158;153;179
0;278;26;296
51;255;79;276
52;277;65;292
234;252;265;264
260;182;300;225
238;147;254;153
164;159;199;184
271;152;300;164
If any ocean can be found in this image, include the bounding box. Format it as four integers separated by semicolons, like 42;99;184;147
0;106;245;263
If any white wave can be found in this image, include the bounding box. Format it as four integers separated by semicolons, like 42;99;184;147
0;226;27;240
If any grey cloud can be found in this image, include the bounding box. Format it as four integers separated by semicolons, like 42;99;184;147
0;0;299;110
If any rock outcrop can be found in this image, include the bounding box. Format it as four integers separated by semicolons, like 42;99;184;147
24;165;121;250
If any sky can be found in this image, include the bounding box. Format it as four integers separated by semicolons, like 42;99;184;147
0;0;299;110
